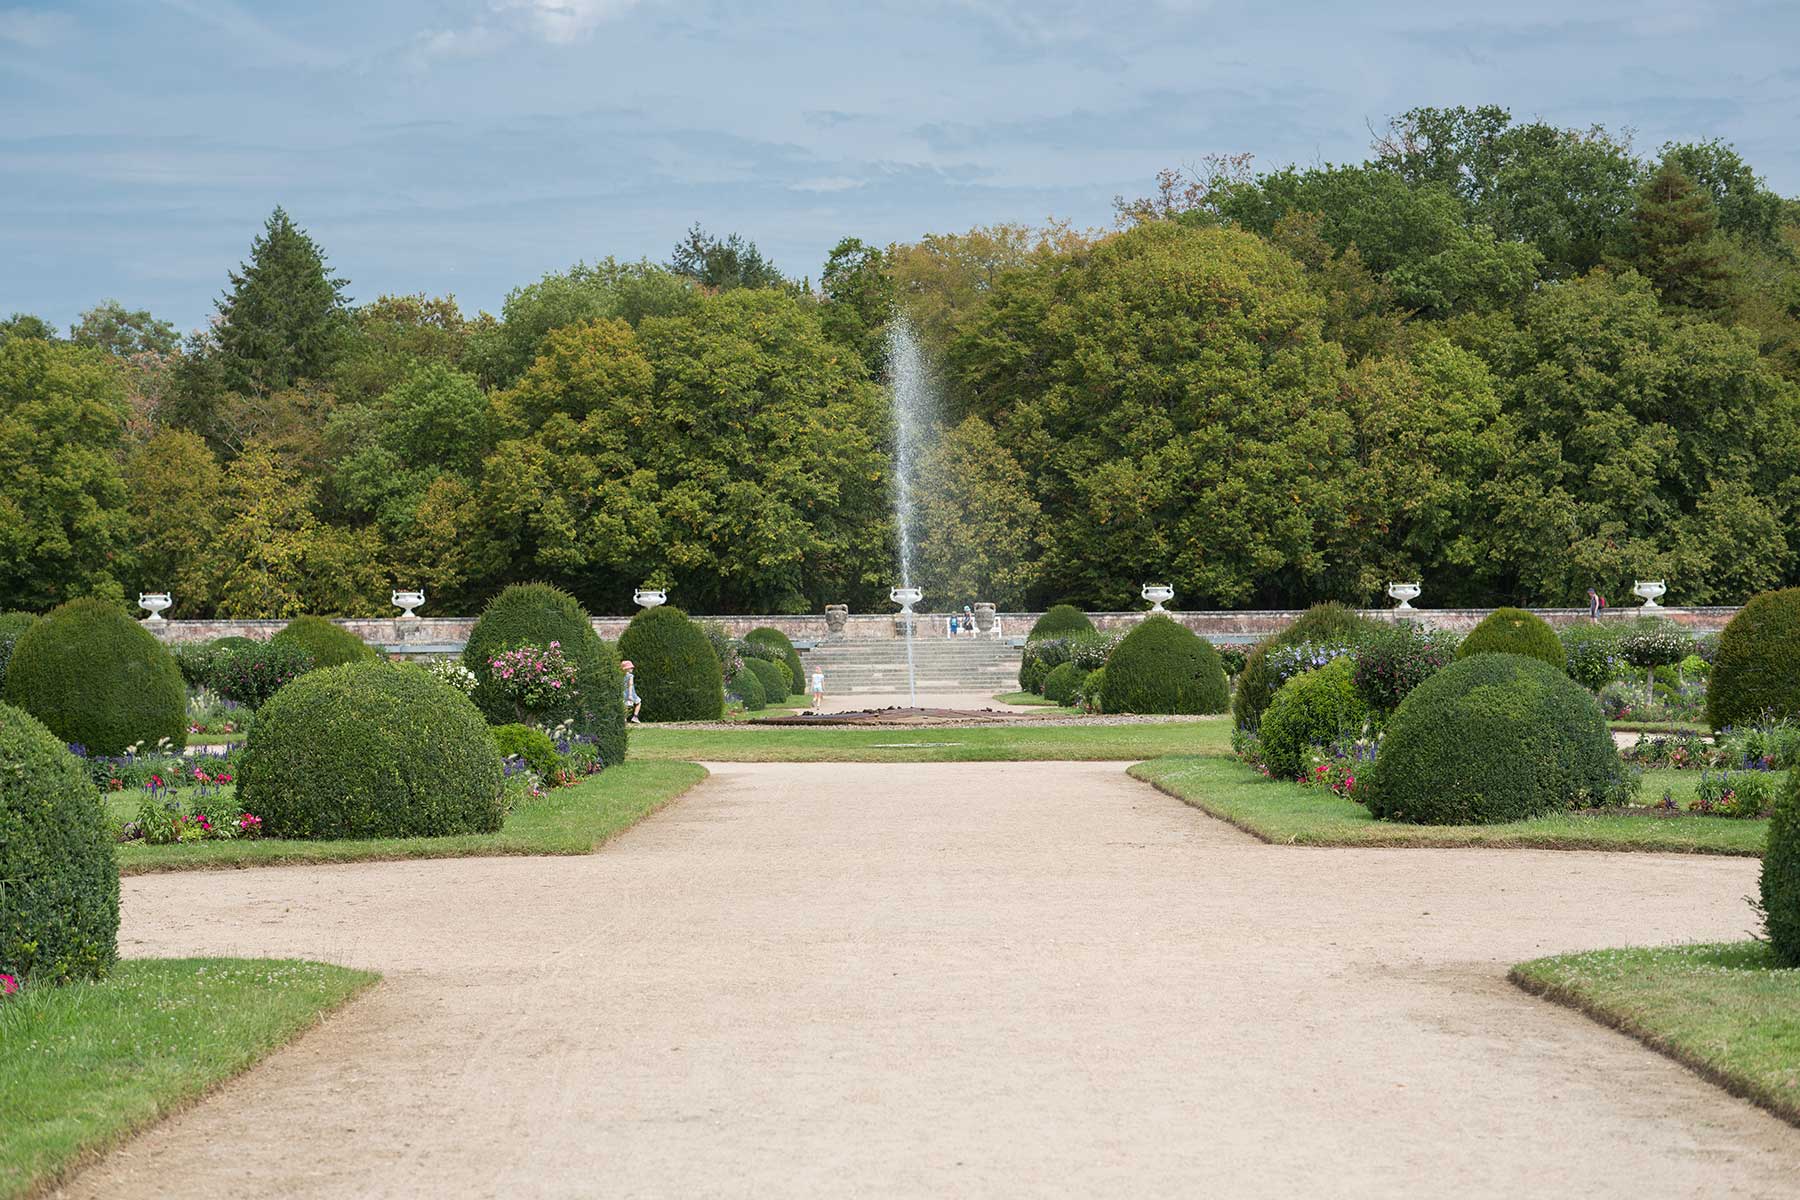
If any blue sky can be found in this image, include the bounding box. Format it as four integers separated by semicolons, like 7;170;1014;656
4;0;1798;333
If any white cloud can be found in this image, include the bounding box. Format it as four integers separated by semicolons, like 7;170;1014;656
0;6;73;48
493;0;648;44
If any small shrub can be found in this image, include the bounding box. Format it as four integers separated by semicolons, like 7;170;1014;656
4;598;187;755
212;638;316;709
1351;623;1456;716
1077;666;1106;713
1099;616;1229;715
0;611;40;691
1561;623;1624;691
1214;645;1248;678
1021;631;1113;692
745;628;803;697
1455;607;1565;671
1260;658;1368;780
698;621;742;681
492;723;559;779
0;702;119;984
1042;662;1089;705
742;658;789;709
1763;768;1800;965
238;662;505;839
1232;603;1383;731
728;664;767;711
273;615;377;667
464;583;626;767
1708;588;1800;732
617;606;724;722
1618;623;1692;669
1028;604;1094;640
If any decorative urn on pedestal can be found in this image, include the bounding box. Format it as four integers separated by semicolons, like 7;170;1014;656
824;604;849;637
973;602;997;633
1632;580;1668;609
633;587;668;610
137;592;172;622
1142;584;1175;613
392;589;425;619
1387;582;1422;611
890;586;923;634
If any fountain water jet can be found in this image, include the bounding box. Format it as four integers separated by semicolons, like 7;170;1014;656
886;316;936;707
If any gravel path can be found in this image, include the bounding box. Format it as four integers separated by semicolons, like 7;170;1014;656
64;762;1797;1198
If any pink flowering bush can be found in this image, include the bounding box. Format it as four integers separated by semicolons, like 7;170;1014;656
487;642;582;723
1;973;17;998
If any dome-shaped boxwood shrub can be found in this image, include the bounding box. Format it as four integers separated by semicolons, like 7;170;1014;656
0;611;39;692
745;628;803;698
1232;603;1382;732
728;664;767;711
617;605;724;722
238;662;505;839
1042;661;1088;705
1455;607;1565;672
1763;768;1800;966
1029;604;1094;641
1099;616;1229;715
0;702;118;984
492;722;559;779
1708;589;1800;732
1362;653;1623;825
464;583;626;767
742;658;788;709
273;615;377;667
4;599;186;755
1260;658;1368;780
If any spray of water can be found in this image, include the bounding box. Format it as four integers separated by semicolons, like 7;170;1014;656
886;316;935;707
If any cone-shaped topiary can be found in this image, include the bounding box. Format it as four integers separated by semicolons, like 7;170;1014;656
4;598;186;755
1232;603;1383;731
1763;767;1800;965
1099;616;1229;714
1708;588;1800;732
742;658;788;708
273;615;377;667
0;611;39;692
464;583;627;767
1029;604;1095;641
728;663;767;711
618;606;724;722
745;628;803;697
0;701;119;984
1260;657;1368;780
1455;606;1565;671
1041;661;1088;705
1363;653;1624;825
238;662;505;839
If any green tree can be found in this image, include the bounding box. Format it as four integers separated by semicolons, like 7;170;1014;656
214;206;350;394
819;237;896;368
206;441;317;617
331;293;475;404
69;300;180;357
326;362;491;536
1660;139;1788;247
468;259;695;388
668;225;787;292
0;314;57;346
886;222;1091;360
1620;161;1734;312
124;429;224;612
913;416;1042;608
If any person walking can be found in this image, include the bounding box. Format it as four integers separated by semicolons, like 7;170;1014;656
622;659;642;723
1587;588;1606;621
810;666;826;711
962;604;975;636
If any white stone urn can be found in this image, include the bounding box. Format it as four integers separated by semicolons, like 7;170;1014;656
138;592;172;622
1387;582;1422;611
633;587;668;610
1633;580;1668;609
973;602;997;632
1142;584;1175;613
890;586;923;616
391;589;425;619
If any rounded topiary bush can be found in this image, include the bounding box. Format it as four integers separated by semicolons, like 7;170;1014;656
617;605;724;722
238;662;505;839
745;628;803;697
742;658;788;709
492;722;559;779
728;664;768;711
1260;657;1368;779
1708;588;1800;732
1763;768;1800;966
1029;604;1094;641
273;615;376;667
0;611;40;692
0;701;118;984
1362;653;1622;825
1041;661;1089;705
4;599;186;755
1232;603;1383;731
1099;616;1229;715
1456;607;1565;672
464;583;626;767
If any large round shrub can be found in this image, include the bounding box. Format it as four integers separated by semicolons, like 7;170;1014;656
1260;658;1368;779
273;615;377;667
0;702;118;984
1029;605;1094;640
1363;654;1622;825
4;599;186;755
617;605;724;722
745;628;803;697
1455;607;1565;671
742;658;789;709
0;611;39;692
1099;616;1229;715
212;638;315;709
728;664;767;711
1708;589;1800;731
238;662;505;839
464;583;627;767
1232;603;1383;731
1042;661;1089;706
1763;768;1800;966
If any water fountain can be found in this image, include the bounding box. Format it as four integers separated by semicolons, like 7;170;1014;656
886;316;935;708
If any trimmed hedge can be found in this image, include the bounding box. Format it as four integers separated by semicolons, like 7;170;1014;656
1260;658;1368;779
4;599;186;755
212;638;315;709
464;583;627;767
1042;661;1089;706
1764;768;1800;966
492;722;559;779
1232;603;1383;731
238;662;505;839
273;615;377;667
742;658;789;709
1455;607;1565;671
617;605;724;722
745;628;803;697
1029;604;1094;640
0;611;39;692
728;664;768;711
0;701;119;984
1099;616;1229;715
1363;653;1623;825
1709;588;1800;731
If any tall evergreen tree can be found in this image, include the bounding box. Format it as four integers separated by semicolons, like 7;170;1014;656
214;207;350;395
1625;162;1734;312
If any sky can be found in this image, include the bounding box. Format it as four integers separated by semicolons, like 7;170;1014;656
3;0;1798;333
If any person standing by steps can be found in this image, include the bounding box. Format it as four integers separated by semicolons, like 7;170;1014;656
622;659;643;724
810;666;826;711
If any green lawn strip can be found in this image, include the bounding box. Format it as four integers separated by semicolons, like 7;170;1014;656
720;699;811;724
115;760;708;874
182;733;244;746
0;958;377;1199
1510;943;1800;1127
1610;720;1709;736
991;691;1074;710
629;718;1230;763
1131;756;1766;855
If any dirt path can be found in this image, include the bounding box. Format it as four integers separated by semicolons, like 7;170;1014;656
65;762;1796;1198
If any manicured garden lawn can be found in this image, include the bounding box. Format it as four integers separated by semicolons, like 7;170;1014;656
114;760;707;873
629;718;1230;763
1512;943;1800;1126
991;691;1077;711
1132;756;1767;855
0;958;376;1199
183;732;245;746
720;699;811;723
1610;720;1709;736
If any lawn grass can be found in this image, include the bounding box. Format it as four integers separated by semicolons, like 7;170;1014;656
1511;943;1800;1126
991;691;1076;711
720;699;811;723
1131;755;1767;855
182;733;244;746
0;958;376;1198
1610;720;1709;736
115;760;707;874
629;718;1229;763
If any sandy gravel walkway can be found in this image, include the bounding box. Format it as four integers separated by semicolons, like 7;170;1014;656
64;762;1797;1198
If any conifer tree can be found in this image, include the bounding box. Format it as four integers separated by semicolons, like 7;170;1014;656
214;207;349;394
1626;162;1733;312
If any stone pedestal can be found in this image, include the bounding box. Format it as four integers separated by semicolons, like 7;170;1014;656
824;604;849;638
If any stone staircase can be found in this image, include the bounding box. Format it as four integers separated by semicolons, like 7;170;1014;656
798;636;1024;695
